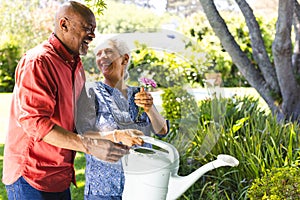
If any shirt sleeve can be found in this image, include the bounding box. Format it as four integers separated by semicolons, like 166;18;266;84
15;56;57;141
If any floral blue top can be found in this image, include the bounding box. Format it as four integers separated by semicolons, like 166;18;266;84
83;82;165;197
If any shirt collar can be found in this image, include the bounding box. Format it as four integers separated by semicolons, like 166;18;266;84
48;33;80;68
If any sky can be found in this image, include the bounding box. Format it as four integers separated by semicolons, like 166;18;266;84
137;0;257;15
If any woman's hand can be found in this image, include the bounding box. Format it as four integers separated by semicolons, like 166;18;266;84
113;129;144;147
134;87;154;113
83;129;144;147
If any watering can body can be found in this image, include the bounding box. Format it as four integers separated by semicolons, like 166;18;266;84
122;136;179;200
122;136;239;200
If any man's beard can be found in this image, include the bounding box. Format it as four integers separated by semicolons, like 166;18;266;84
79;44;88;56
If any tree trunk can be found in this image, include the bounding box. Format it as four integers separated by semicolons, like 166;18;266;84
199;0;300;121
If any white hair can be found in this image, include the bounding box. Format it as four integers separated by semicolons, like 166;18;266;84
95;38;131;80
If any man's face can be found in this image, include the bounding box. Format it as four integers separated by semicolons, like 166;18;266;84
64;14;96;56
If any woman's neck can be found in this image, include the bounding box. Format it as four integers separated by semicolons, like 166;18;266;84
104;78;128;98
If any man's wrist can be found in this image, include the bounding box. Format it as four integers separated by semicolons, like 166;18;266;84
78;135;91;154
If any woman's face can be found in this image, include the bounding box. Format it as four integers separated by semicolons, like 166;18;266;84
96;43;126;81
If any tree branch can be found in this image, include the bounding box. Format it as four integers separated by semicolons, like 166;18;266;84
272;0;300;116
235;0;280;94
292;0;300;72
294;0;300;21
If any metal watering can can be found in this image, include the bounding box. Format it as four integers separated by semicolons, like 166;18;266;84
122;136;239;200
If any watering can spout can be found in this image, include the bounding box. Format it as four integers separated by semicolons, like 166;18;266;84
166;154;239;200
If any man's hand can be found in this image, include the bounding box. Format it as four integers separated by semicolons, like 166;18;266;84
82;137;129;162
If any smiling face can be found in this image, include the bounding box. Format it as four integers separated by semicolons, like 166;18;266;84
96;41;129;83
63;14;96;56
55;1;96;56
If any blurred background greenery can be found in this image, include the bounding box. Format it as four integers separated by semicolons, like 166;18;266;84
0;0;277;92
2;0;299;199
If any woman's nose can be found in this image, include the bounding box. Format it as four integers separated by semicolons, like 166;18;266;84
98;51;107;58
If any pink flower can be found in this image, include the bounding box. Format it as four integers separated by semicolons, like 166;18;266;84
139;77;157;88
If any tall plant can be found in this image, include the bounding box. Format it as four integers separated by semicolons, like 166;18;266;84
160;86;199;154
162;95;300;199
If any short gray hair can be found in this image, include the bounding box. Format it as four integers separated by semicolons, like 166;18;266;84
95;38;131;80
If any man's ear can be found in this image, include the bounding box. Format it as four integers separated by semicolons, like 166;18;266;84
60;17;69;32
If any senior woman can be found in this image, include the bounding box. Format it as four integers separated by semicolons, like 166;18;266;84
82;38;169;200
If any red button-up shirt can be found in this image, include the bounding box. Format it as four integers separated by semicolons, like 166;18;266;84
2;33;85;192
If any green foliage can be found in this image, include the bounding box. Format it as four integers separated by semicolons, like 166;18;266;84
180;12;276;87
0;38;21;92
96;1;175;33
0;0;278;91
0;0;106;92
248;167;300;200
127;43;203;88
70;152;86;200
1;0;54;52
161;86;198;131
82;49;101;82
0;0;56;92
160;86;201;155
180;13;236;86
0;144;7;200
161;94;300;199
1;93;300;199
84;0;107;16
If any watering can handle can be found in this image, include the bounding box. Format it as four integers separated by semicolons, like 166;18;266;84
141;136;179;164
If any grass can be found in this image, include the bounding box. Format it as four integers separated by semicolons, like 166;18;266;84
71;153;86;199
0;144;6;200
0;93;11;144
0;93;10;199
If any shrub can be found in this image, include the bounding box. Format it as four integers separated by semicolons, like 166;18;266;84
0;39;21;92
160;86;200;154
127;44;202;88
247;167;300;200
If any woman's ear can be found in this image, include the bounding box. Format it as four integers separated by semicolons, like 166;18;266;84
122;54;129;65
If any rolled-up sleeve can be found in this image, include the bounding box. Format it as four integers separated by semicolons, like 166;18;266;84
16;57;58;141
